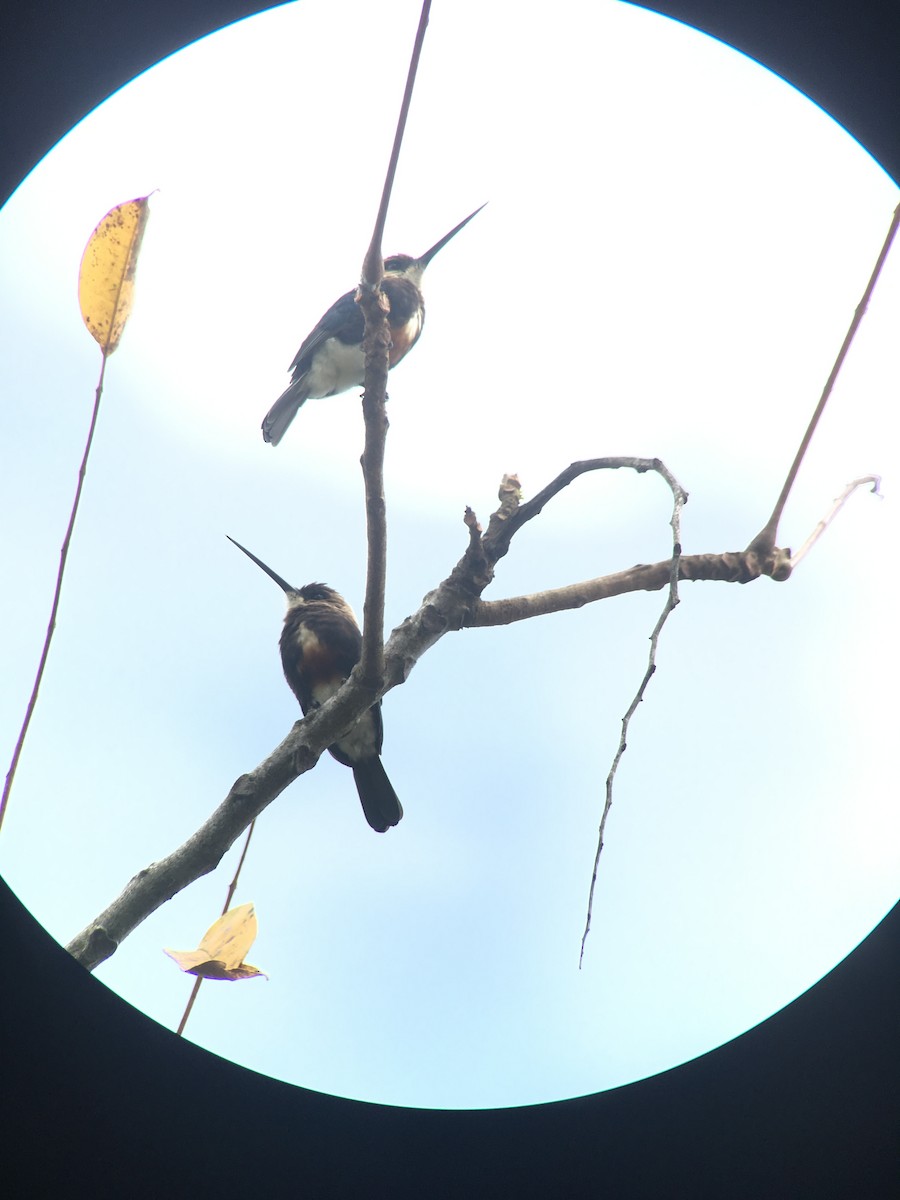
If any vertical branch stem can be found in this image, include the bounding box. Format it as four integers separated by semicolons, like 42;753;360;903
359;356;390;686
357;0;433;687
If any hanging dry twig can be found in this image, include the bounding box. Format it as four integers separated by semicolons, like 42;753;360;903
579;473;687;966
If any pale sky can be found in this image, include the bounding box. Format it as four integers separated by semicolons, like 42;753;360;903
1;0;898;1109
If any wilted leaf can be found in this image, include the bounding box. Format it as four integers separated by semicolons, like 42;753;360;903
78;196;150;354
164;902;267;981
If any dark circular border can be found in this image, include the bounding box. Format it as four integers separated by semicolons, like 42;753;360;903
2;3;899;1195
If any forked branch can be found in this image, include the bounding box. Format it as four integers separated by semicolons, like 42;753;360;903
67;457;791;971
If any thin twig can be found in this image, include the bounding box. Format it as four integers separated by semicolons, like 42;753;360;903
176;818;257;1037
484;458;677;561
790;475;883;569
0;358;109;836
748;202;900;557
361;0;433;286
579;476;688;967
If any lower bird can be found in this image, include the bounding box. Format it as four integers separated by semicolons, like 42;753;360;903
261;204;485;445
228;536;401;833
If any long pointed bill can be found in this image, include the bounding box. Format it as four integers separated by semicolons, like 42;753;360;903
417;202;487;269
226;535;296;595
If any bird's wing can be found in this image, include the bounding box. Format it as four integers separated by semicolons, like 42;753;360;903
289;288;366;379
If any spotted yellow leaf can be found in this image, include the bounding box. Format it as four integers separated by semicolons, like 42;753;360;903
78;196;150;354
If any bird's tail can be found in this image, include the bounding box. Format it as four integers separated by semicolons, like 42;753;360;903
262;378;309;445
352;758;403;833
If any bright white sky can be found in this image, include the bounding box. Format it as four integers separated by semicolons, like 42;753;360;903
1;0;898;1109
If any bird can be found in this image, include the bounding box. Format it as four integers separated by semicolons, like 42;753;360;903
261;204;486;445
227;535;402;833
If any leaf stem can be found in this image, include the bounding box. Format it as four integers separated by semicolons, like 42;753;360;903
0;356;108;837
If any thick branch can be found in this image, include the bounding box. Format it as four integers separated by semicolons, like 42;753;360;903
66;675;376;970
468;550;788;626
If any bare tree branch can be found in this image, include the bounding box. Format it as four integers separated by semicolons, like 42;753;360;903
66;643;403;970
480;458;685;565
67;458;797;972
68;719;315;969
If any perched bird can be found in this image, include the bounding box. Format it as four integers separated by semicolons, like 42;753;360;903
228;535;402;833
262;204;486;445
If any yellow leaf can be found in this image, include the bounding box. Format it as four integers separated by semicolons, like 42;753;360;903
78;196;150;355
164;946;212;973
164;902;267;982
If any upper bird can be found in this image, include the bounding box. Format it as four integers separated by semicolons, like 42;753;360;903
227;535;402;833
261;204;486;445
